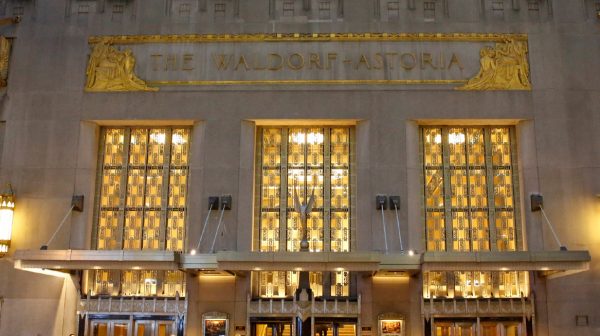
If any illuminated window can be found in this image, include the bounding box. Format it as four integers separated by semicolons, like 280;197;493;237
423;126;519;252
254;126;352;299
422;126;527;299
423;270;528;299
255;127;352;253
90;269;186;297
95;127;190;251
91;127;190;297
256;271;322;298
331;271;350;296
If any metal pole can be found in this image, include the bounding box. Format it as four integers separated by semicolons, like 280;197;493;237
393;203;403;251
195;207;213;252
538;205;563;248
381;206;388;253
45;204;75;248
210;205;226;253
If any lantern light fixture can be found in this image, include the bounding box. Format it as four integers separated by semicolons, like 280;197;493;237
0;184;15;257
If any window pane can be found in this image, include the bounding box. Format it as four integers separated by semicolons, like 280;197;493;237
331;271;349;296
92;270;186;297
96;127;189;250
426;210;445;251
422;126;523;299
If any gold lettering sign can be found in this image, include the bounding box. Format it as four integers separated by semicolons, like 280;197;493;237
85;33;531;91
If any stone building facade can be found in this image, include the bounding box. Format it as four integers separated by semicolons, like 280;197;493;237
0;1;598;336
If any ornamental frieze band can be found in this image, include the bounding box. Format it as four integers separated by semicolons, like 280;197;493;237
84;33;531;92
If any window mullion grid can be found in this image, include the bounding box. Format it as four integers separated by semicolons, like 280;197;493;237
509;127;522;251
484;128;498;252
303;129;308;251
323;128;331;252
158;128;173;251
118;128;132;250
280;128;289;252
349;127;356;252
441;127;453;251
116;128;132;294
139;129;150;250
92;130;109;250
463;127;474;252
254;128;264;252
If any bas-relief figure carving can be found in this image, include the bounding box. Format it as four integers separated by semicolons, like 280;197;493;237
85;38;158;92
458;39;531;91
0;36;10;87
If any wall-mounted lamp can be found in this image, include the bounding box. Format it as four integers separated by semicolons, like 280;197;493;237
0;184;15;257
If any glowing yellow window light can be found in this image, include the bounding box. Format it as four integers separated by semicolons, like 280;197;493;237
0;184;15;256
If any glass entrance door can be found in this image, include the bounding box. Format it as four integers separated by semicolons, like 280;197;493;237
253;322;293;336
134;321;176;336
91;320;130;336
314;322;356;336
434;321;525;336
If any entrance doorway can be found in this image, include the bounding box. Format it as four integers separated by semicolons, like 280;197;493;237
253;322;293;336
88;317;179;336
90;320;129;336
251;318;356;336
314;322;356;336
430;319;526;336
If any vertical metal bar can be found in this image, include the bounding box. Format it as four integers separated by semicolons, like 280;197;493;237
393;203;403;251
441;127;453;251
509;127;523;251
280;128;288;251
118;128;132;250
92;129;108;249
463;127;474;252
159;128;173;250
254;127;263;252
485;128;498;251
324;128;331;252
381;206;388;253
